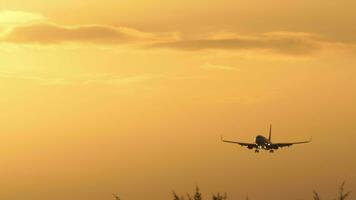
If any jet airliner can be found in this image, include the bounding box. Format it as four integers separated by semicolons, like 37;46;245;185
221;125;311;153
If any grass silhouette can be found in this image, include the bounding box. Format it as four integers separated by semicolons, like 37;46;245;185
314;182;351;200
113;182;351;200
172;187;226;200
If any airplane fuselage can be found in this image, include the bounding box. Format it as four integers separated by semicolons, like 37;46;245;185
255;135;276;150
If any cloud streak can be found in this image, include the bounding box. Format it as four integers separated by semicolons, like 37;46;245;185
0;23;179;44
150;32;326;55
0;10;45;26
201;63;240;71
0;16;347;56
0;70;164;86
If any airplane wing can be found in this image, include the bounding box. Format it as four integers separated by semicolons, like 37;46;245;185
274;138;312;148
221;136;257;149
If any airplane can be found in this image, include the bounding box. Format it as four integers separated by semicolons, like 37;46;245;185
221;125;311;153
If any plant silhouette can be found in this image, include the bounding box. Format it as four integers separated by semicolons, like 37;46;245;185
314;182;351;200
113;182;351;200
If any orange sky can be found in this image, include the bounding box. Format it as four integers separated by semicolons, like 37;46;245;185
0;1;355;200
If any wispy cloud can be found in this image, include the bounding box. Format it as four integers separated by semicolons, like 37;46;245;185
0;71;165;86
150;31;326;55
0;10;45;26
0;23;179;45
81;74;161;85
0;70;70;85
0;11;352;56
201;63;240;71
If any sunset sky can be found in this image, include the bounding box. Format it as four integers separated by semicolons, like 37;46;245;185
0;1;356;200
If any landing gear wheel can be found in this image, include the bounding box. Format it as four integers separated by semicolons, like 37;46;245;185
255;149;259;153
269;150;274;153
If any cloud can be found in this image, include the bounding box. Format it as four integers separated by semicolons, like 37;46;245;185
201;63;240;71
0;70;163;86
0;23;179;45
0;17;347;56
82;74;160;85
0;70;71;85
150;32;327;55
0;10;45;26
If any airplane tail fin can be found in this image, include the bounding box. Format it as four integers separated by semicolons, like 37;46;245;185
268;124;272;141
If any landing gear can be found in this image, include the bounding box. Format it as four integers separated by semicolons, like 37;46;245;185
255;149;259;153
269;150;274;153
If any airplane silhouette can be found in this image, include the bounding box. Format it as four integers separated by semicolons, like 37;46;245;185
221;125;311;153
